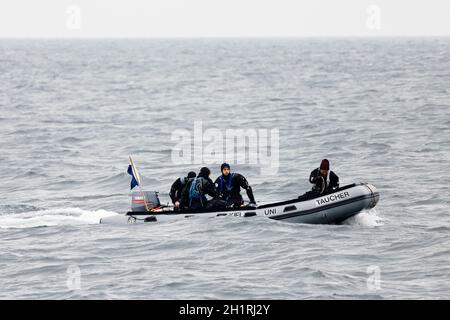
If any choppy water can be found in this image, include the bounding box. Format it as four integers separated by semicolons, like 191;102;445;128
0;38;449;299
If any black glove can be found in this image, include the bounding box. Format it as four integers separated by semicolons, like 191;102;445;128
247;202;257;208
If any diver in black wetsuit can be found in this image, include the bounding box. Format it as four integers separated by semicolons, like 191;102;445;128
169;171;196;210
299;159;339;200
180;167;217;211
214;163;256;208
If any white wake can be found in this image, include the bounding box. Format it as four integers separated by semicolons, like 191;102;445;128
0;207;118;229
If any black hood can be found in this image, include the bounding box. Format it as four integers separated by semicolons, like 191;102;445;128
198;167;211;179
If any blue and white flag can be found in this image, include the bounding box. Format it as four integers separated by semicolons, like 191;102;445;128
127;164;139;190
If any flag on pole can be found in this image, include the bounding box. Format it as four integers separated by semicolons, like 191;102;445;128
127;164;139;190
127;156;149;212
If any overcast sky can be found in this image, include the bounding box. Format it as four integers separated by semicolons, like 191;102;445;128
1;0;449;38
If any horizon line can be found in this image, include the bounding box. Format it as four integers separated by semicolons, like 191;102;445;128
1;35;450;40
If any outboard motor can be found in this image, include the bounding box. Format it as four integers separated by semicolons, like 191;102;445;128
131;191;161;211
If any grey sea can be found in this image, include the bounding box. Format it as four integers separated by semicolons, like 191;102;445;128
0;38;449;299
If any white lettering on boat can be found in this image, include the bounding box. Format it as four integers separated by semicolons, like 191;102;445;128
264;208;277;215
315;192;350;206
228;212;243;217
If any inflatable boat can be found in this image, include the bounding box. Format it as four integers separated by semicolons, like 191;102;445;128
99;183;379;225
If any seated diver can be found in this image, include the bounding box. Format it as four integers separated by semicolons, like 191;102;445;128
180;167;217;211
214;163;257;209
298;159;339;200
169;171;196;210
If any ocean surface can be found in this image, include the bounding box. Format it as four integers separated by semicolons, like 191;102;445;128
0;38;449;299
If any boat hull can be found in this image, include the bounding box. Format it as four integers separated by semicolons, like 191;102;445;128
100;183;379;225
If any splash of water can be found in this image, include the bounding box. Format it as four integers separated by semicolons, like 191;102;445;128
342;209;384;227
